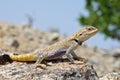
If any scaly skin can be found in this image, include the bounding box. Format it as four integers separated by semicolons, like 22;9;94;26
7;26;98;64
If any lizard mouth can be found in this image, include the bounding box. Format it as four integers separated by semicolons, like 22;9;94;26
89;28;98;36
84;28;98;41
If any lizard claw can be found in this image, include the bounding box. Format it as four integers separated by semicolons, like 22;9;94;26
33;64;47;69
78;58;88;63
69;61;84;65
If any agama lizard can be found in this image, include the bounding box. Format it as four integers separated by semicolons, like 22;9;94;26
1;26;98;65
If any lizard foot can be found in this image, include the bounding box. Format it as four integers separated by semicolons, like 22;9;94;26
78;58;88;63
33;64;47;69
69;61;85;65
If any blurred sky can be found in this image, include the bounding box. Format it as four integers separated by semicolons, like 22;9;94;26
0;0;120;50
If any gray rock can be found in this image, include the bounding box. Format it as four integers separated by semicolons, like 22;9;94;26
0;62;98;80
110;48;120;58
99;72;120;80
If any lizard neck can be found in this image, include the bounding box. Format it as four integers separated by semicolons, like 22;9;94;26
73;39;83;45
67;36;83;46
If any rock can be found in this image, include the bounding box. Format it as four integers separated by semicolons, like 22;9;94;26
0;22;64;52
0;21;120;79
0;62;98;80
75;46;120;76
48;32;60;44
99;72;120;80
11;39;19;49
110;48;120;58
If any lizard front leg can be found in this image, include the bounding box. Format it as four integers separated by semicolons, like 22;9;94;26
65;42;78;63
35;51;48;64
71;51;88;63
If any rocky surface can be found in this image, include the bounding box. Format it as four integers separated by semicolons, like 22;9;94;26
0;62;99;80
0;22;120;80
99;72;120;80
75;46;120;77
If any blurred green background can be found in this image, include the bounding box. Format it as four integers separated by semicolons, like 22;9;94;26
79;0;120;40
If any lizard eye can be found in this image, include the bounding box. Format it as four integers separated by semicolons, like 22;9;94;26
87;27;92;30
79;33;82;36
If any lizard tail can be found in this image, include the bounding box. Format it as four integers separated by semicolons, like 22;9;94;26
9;53;36;61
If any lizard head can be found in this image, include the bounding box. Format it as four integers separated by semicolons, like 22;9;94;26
71;26;98;43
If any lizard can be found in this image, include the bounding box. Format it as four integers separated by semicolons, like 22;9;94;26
1;26;98;65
